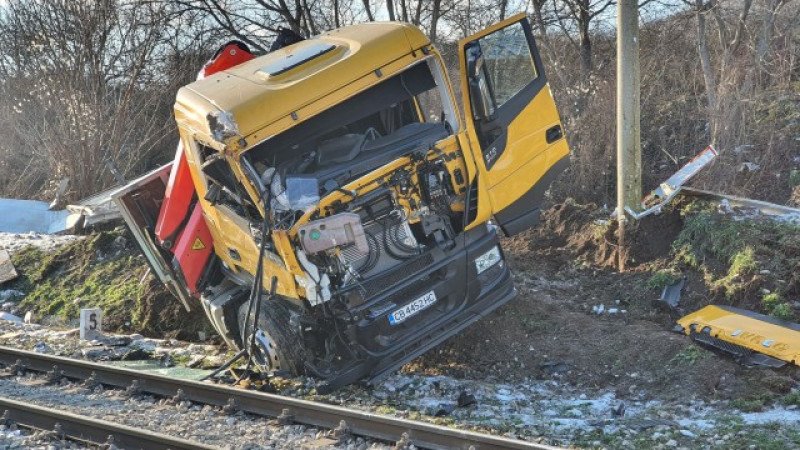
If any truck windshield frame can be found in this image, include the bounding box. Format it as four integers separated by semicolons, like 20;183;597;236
243;57;458;201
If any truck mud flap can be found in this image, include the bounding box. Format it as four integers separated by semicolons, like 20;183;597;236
676;305;800;368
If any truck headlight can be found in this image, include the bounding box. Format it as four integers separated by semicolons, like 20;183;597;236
475;246;502;275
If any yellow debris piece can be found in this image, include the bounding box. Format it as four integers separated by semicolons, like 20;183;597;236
677;305;800;366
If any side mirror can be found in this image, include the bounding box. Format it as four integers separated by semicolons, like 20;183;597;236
465;43;491;122
466;43;484;80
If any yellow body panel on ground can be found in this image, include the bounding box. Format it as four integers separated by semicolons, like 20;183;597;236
677;305;800;366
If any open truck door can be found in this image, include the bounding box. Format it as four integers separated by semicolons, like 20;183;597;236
459;13;569;236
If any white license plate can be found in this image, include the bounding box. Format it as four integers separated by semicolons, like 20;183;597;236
388;291;437;326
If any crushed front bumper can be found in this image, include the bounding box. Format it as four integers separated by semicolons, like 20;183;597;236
317;225;516;393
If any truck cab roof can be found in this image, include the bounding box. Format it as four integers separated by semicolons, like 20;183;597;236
174;22;431;147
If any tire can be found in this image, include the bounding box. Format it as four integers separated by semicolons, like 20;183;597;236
237;296;306;376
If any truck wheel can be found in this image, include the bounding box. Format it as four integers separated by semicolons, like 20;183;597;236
237;297;306;376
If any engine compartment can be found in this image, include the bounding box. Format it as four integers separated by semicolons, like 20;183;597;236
240;57;467;308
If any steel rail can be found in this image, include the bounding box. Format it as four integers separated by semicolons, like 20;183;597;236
0;345;557;450
0;395;213;450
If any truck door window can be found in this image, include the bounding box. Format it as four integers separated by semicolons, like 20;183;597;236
474;22;537;109
465;21;540;150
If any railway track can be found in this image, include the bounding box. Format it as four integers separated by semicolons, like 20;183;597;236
0;345;557;450
0;395;212;449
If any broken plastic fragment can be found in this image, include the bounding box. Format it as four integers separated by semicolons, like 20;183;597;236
659;277;685;309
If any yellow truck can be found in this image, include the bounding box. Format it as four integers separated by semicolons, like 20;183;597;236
114;14;569;391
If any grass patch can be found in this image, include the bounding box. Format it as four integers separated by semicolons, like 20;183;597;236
731;393;774;412
771;303;794;320
731;398;767;413
646;270;680;290
7;230;211;339
673;206;800;317
782;391;800;406
670;345;706;365
762;292;781;309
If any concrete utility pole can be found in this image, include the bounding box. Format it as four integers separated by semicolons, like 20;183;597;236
616;0;642;272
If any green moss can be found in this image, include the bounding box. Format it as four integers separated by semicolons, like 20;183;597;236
646;270;680;290
770;303;794;321
729;247;758;277
10;233;145;329
782;391;800;407
714;247;758;300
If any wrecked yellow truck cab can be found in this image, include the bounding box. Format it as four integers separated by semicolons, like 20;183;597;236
121;16;569;391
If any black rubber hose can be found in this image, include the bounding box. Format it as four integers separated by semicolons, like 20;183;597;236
355;231;380;273
382;217;413;260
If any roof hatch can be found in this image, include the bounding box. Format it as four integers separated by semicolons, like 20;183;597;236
258;42;337;78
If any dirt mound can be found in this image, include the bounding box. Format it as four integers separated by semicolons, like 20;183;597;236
522;201;683;269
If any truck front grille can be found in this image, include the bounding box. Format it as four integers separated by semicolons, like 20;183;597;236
341;252;435;303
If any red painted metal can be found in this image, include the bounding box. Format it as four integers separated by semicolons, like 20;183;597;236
155;142;193;247
202;42;256;77
152;41;256;295
171;203;213;296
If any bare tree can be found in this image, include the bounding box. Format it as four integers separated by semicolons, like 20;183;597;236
553;0;615;73
685;0;753;144
0;0;198;199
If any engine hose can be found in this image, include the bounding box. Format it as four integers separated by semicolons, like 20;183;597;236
382;210;419;254
390;222;421;254
355;231;380;273
382;218;414;260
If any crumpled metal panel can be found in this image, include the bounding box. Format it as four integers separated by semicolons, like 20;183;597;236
677;305;800;366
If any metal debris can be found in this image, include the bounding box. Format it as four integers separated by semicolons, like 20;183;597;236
676;305;799;368
457;390;477;408
659;277;685;309
434;403;456;416
0;186;121;234
0;198;81;234
681;188;800;223
626;145;718;220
